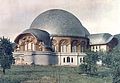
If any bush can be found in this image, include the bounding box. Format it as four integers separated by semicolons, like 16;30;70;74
79;64;87;74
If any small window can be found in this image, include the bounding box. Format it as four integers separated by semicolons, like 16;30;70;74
83;57;85;63
67;57;70;63
96;46;97;49
71;58;73;63
80;58;82;63
63;58;65;63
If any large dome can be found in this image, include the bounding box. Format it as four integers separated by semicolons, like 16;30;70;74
30;9;89;37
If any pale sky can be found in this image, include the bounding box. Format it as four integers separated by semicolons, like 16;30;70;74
0;0;120;42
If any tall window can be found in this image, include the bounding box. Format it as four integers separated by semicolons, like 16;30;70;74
71;58;73;63
60;40;68;53
80;58;82;63
53;45;57;52
72;40;78;52
25;42;35;51
19;35;37;51
63;58;65;63
81;41;86;52
81;46;84;52
52;39;57;52
64;45;67;52
28;43;32;50
67;57;70;63
61;45;63;52
32;43;35;51
25;43;27;51
61;45;67;52
72;46;77;52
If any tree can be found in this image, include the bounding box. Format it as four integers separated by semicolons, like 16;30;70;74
79;50;99;75
100;51;113;68
101;48;120;83
110;48;120;83
0;37;14;74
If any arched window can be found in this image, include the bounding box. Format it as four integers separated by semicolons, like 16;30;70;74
72;40;78;52
81;41;86;52
61;44;67;52
72;46;77;52
67;57;70;63
60;40;68;53
20;35;36;51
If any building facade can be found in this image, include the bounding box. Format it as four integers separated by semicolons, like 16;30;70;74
13;9;118;66
89;33;118;52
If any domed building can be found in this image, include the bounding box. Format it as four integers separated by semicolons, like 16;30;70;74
14;29;58;65
13;9;118;66
13;9;89;66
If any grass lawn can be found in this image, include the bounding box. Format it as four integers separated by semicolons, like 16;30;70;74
0;65;112;83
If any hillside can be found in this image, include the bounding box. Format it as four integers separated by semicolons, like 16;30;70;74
0;66;112;83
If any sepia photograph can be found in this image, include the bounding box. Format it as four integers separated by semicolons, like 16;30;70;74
0;0;120;83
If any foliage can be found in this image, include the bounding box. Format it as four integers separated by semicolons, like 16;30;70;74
79;64;87;74
0;37;14;74
100;52;112;68
97;48;120;83
110;48;120;83
100;48;120;83
0;65;112;83
79;50;99;75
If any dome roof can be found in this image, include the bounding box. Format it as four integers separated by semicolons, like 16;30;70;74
15;29;51;47
89;33;114;45
30;9;89;37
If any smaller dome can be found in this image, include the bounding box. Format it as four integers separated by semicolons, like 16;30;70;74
89;33;113;45
15;29;51;47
